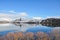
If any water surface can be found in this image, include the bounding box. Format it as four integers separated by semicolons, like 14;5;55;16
0;23;60;40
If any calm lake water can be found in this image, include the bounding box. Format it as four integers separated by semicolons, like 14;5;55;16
0;23;60;40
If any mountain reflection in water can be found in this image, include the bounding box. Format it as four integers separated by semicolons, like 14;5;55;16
0;23;60;40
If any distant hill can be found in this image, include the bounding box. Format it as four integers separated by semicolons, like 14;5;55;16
40;18;60;27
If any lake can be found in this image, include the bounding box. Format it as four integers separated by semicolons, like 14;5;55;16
0;23;60;40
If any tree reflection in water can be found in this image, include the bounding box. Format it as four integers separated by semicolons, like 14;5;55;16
12;22;40;27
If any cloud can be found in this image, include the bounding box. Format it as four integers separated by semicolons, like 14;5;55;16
0;13;15;21
0;11;28;20
18;12;28;17
0;10;16;13
47;16;60;18
0;18;12;21
0;13;14;18
33;17;42;20
8;10;16;13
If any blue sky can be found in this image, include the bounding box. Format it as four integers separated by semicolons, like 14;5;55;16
0;0;60;19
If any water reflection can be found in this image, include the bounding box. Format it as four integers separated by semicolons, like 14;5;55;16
12;23;41;32
12;22;40;27
0;23;60;40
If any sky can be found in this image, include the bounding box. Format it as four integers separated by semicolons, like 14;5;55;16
0;0;60;20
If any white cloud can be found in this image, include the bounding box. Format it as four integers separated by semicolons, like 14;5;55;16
18;12;28;17
0;18;12;21
0;13;15;21
33;17;42;20
47;16;60;18
0;10;16;13
8;10;16;13
0;13;14;18
0;11;28;21
0;13;14;17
